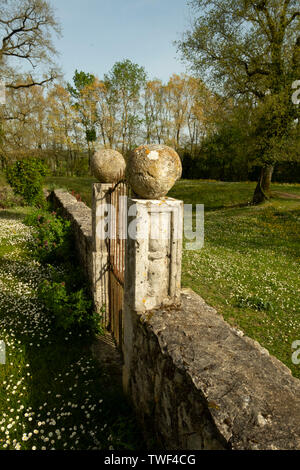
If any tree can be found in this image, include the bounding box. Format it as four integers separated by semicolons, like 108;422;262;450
178;0;300;203
201;101;253;181
251;89;299;202
0;0;61;90
104;59;147;154
0;84;49;162
144;79;171;145
165;74;190;149
6;156;47;206
165;74;216;152
97;79;120;148
47;84;83;175
0;81;86;176
67;70;95;99
67;70;98;168
0;0;61;169
143;75;215;152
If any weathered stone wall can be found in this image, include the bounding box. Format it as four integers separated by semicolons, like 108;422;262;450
48;189;93;285
127;288;300;450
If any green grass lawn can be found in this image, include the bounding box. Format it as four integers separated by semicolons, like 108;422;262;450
45;176;300;379
0;207;143;450
182;200;300;377
178;182;300;379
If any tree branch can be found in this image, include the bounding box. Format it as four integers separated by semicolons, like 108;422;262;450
287;11;300;26
6;75;55;90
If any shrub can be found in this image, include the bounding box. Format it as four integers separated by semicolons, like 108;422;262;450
38;279;96;330
24;209;72;264
25;207;102;333
0;187;24;209
6;158;47;206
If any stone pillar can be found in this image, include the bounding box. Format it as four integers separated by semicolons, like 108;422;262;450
123;196;183;392
91;183;113;327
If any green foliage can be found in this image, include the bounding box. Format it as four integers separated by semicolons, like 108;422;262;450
24;207;102;333
86;127;97;142
182;93;300;182
67;69;95;99
104;59;147;151
0;186;24;209
200;104;252;180
48;263;86;292
104;59;147;97
24;209;72;263
38;279;96;330
5;158;47;206
67;70;98;146
45;176;96;206
181;102;252;181
250;91;300;165
178;0;299;99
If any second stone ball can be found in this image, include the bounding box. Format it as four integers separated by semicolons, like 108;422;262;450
91;148;126;183
126;144;182;199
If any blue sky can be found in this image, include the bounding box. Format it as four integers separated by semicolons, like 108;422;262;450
49;0;192;84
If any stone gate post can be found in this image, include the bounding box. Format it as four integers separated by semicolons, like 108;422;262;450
123;196;183;392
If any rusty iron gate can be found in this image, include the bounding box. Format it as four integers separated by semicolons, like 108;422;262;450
108;177;128;348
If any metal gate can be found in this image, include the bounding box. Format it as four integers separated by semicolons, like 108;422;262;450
108;176;128;349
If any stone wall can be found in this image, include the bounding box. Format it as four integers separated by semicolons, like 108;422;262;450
127;289;300;450
48;189;93;285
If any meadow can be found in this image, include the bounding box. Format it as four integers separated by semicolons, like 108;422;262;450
45;177;300;378
0;205;143;450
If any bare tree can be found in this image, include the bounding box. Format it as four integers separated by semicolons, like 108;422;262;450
0;0;61;89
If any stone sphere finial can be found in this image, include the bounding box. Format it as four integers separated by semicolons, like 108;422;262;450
91;148;126;183
126;144;182;199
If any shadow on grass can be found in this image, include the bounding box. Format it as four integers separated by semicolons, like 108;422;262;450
22;328;145;450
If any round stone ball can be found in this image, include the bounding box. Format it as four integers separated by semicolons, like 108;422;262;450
126;144;182;199
91;148;126;183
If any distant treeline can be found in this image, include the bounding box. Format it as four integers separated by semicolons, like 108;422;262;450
1;59;298;187
41;147;300;184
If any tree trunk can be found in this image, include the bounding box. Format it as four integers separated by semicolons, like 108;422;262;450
87;142;92;174
252;164;274;204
